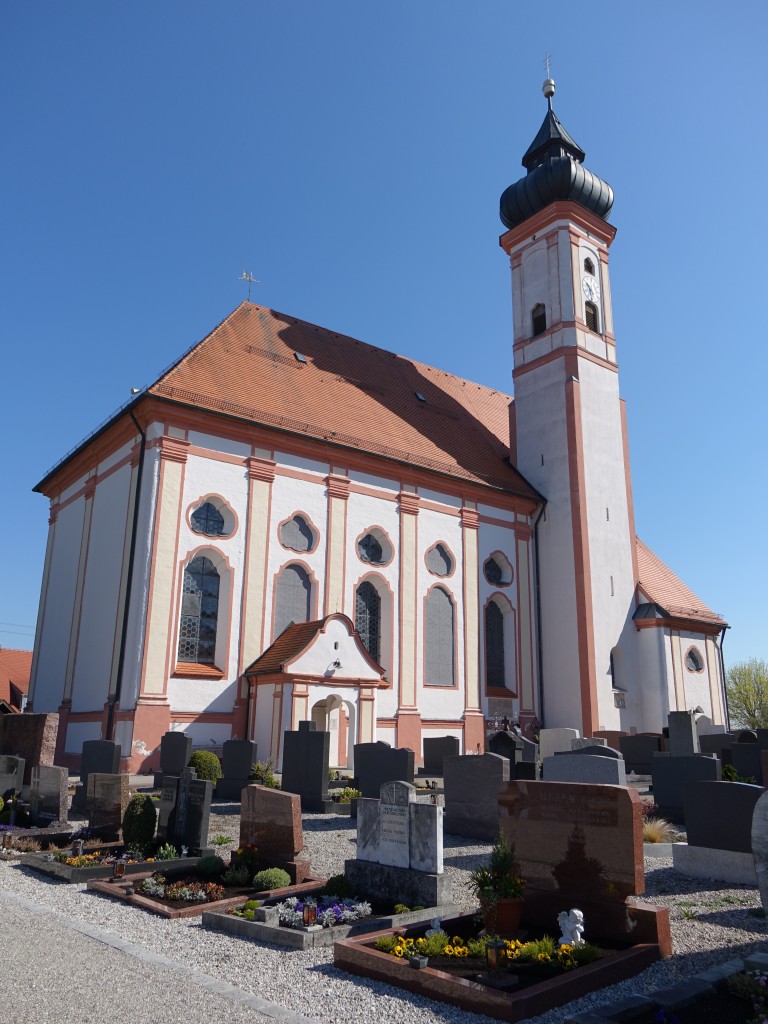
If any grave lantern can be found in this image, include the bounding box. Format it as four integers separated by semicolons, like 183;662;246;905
302;898;317;927
113;857;127;879
485;939;507;971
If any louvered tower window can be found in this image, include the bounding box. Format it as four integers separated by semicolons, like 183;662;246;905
425;586;455;685
485;601;506;688
585;301;599;333
531;304;547;337
355;581;381;662
584;257;595;275
274;564;311;638
178;556;220;663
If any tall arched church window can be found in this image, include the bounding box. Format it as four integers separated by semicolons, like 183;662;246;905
531;304;547;337
178;556;220;664
280;515;315;552
585;301;599;333
274;564;311;638
425;586;455;686
355;581;381;663
190;501;225;537
485;600;506;688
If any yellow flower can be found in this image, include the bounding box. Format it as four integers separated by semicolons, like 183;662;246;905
416;938;426;948
393;947;404;957
560;944;572;954
452;936;463;945
537;952;550;962
444;945;454;956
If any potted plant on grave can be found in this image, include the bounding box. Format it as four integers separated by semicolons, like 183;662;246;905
469;831;526;936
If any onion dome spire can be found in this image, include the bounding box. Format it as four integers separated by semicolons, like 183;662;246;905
500;78;614;230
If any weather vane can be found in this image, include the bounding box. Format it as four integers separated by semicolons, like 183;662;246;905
544;52;552;79
238;269;260;301
543;52;555;106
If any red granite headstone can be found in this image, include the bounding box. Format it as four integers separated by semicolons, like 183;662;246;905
0;713;58;786
239;784;310;883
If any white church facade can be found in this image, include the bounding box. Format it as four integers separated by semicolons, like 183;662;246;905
28;83;728;772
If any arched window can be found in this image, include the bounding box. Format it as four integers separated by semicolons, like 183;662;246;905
485;601;506;688
178;556;220;664
585;301;599;333
531;303;547;337
425;586;455;686
584;257;595;275
274;564;311;638
426;542;454;577
190;501;225;537
355;580;381;662
279;515;315;552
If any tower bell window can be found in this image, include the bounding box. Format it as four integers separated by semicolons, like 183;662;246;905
585;301;599;333
584;257;595;275
531;304;547;337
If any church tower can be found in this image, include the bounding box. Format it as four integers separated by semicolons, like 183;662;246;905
500;79;637;735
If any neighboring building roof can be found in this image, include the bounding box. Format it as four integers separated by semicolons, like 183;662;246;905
147;303;539;501
0;649;32;711
635;538;726;627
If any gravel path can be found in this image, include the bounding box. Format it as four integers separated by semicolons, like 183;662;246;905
0;805;766;1024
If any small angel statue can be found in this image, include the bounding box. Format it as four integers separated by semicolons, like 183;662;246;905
557;908;585;946
424;917;443;937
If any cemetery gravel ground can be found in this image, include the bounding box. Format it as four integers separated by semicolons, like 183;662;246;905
1;805;767;1024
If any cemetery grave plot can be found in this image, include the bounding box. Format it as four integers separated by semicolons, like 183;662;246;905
23;844;201;883
87;864;325;919
204;884;458;950
334;909;667;1024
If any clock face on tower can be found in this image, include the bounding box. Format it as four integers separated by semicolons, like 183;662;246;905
582;275;599;302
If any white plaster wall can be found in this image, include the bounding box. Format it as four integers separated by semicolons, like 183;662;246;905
348;469;399;492
377;725;396;746
635;627;672;732
275;450;329;476
168;679;238;714
415;504;465;721
32;497;85;711
64;720;102;753
188;430;251;459
478;505;516;523
71;464;133;711
519;240;550;336
678;631;715;717
177;722;232;748
99;440;134;475
113;718;134;756
289;617;381;680
252;684;275;758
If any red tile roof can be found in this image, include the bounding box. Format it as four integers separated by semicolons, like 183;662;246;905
246;619;330;675
148;303;538;499
0;649;32;710
636;538;725;627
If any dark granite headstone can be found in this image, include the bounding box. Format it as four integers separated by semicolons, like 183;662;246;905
667;711;700;756
545;753;626;785
281;721;331;812
153;732;192;787
156;776;179;840
620;734;663;774
736;730;758;743
488;731;523;763
698;734;734;761
168;767;211;854
517;735;539;763
731;742;764;785
215;740;258;800
29;765;68;825
650;752;721;823
0;713;58;786
354;741;415;799
443;752;509;841
72;740;121;812
684;780;764;853
0;755;25;800
511;759;540;781
421;736;460;775
87;773;129;840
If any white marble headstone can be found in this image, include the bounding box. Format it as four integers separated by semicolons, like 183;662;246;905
752;790;768;912
378;781;414;868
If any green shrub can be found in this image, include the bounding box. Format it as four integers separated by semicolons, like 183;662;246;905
155;842;178;860
250;760;279;788
252;867;291;891
337;787;361;802
196;855;226;878
323;874;353;898
0;796;4;814
189;750;222;783
393;903;411;915
722;763;756;784
0;800;29;826
122;794;157;850
222;864;250;886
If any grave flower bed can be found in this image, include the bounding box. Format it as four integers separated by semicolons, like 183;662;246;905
23;842;199;883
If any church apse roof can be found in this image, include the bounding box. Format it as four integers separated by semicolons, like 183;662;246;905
147;302;539;500
635;538;726;628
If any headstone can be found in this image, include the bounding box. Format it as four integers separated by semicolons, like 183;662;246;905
0;713;58;786
511;759;540;781
86;773;129;840
593;730;627;750
751;791;768;914
699;734;734;762
650;752;721;823
620;734;663;774
354;741;414;799
156;775;179;840
561;744;623;760
488;731;523;763
421;736;460;774
667;712;700;756
684;780;763;852
544;753;626;786
0;755;25;800
72;740;121;812
215;739;258;800
240;784;310;883
168;766;212;855
731;741;764;785
153;732;192;787
571;737;607;751
539;728;580;761
443;753;509;841
736;730;758;743
498;780;652;943
29;765;68;825
281;722;331;812
517;734;539;763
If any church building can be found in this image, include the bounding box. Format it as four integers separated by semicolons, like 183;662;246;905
28;81;728;772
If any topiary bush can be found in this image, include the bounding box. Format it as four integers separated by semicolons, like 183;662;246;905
196;855;226;878
122;794;157;850
252;867;291;891
189;749;222;783
323;873;353;898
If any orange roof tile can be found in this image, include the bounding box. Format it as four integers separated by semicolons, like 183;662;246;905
636;538;725;627
0;649;32;710
148;303;538;499
245;619;337;675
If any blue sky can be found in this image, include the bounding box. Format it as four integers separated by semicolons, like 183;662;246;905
1;1;765;671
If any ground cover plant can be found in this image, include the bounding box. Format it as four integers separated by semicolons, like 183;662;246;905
374;930;601;972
